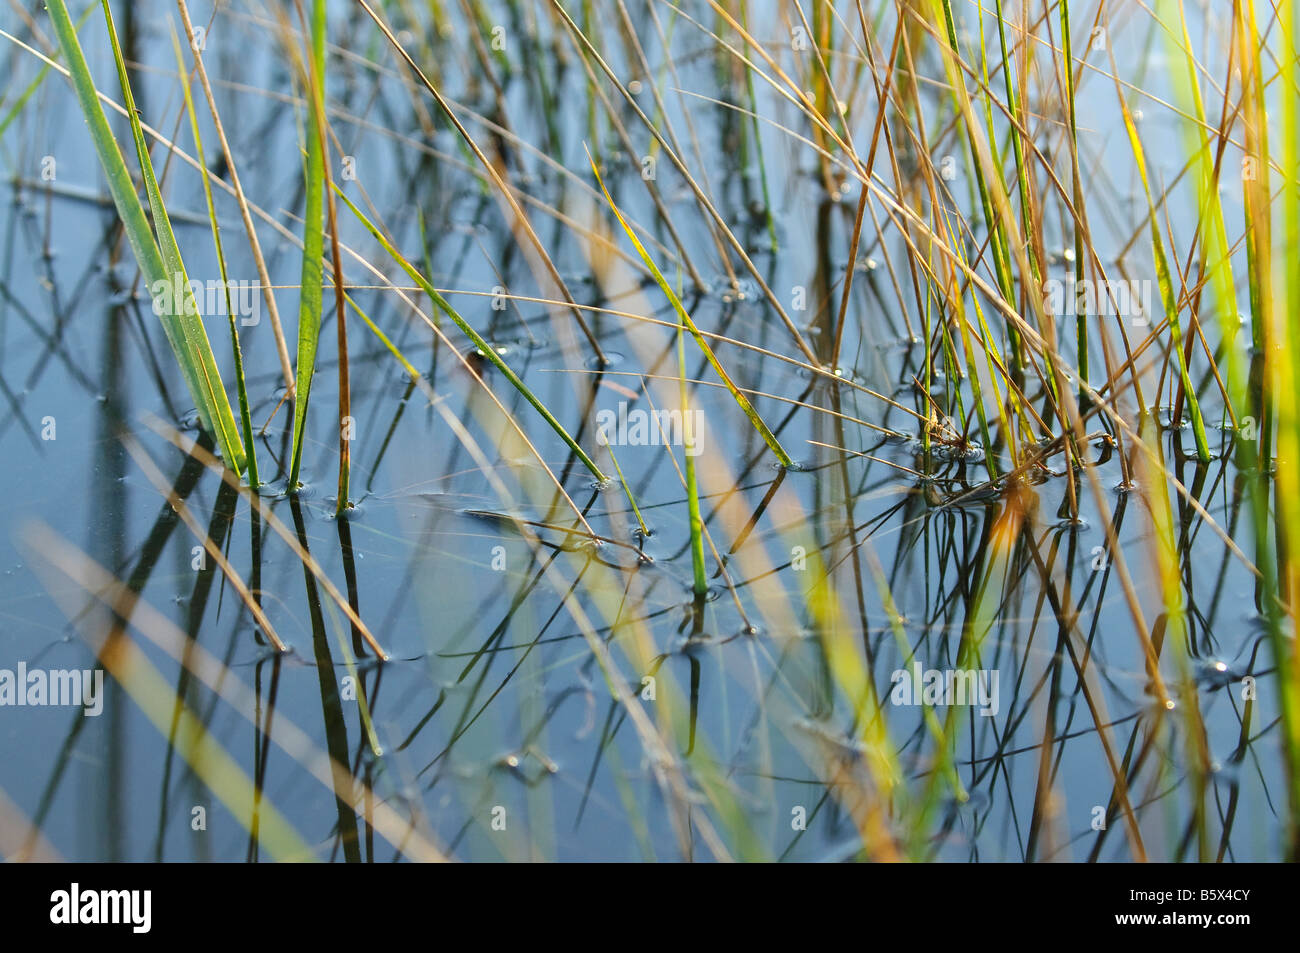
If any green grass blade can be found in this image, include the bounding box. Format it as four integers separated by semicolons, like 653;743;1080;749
332;184;608;482
98;0;246;474
587;152;795;469
0;5;95;140
677;316;707;596
344;291;419;380
47;0;246;473
288;0;328;488
603;441;649;539
170;26;259;488
1113;82;1211;462
1059;0;1089;402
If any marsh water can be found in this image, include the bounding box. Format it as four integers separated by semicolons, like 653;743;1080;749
0;0;1286;861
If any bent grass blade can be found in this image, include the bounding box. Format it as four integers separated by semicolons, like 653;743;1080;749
331;183;607;482
587;151;796;469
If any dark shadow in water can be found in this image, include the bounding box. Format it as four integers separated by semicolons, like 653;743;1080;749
290;497;360;862
153;478;239;861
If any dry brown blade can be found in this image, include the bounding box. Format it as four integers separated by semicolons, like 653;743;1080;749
909;9;1083;495
20;521;450;862
173;0;296;399
121;434;287;652
528;293;929;424
138;412;390;659
558;20;709;291
266;200;604;537
633;0;740;284
549;0;821;366
804;130;1254;698
455;0;509;110
321;232;602;541
219;1;695;228
665;76;924;347
892;7;1126;304
889;21;958;369
831;11;906;367
696;0;855;161
804;439;926;478
787;0;839;192
176;58;666;275
1019;524;1150;862
568;366;905;437
355;0;607;364
917;210;1264;651
811;742;903;862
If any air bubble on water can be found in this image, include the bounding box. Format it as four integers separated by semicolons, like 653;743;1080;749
321;498;365;522
262;477;314;500
570;535;604;555
473;343;512;360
